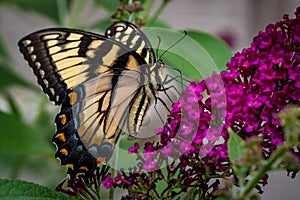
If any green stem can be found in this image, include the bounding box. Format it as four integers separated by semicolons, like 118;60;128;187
108;139;120;199
182;187;197;200
239;145;287;197
140;0;154;21
127;0;134;23
5;92;21;120
56;0;68;26
9;155;26;179
68;0;86;27
147;0;169;26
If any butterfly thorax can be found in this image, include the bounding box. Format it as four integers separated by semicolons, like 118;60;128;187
149;60;164;90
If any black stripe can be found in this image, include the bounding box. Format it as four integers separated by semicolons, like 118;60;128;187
131;35;143;52
134;88;146;131
85;40;114;79
102;47;130;134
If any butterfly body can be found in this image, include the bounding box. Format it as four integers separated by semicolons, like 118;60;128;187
18;21;163;177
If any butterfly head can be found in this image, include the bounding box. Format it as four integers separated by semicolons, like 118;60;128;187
148;59;164;90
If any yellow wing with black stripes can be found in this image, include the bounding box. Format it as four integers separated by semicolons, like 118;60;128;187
18;21;163;177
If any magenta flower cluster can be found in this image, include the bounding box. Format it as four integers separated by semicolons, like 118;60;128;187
101;8;300;199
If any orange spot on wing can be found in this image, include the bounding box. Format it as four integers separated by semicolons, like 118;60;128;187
60;148;68;156
66;163;74;170
96;157;106;164
69;92;78;105
60;114;67;125
79;166;89;171
56;133;66;142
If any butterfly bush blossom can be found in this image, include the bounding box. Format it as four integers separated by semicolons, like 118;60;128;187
102;7;300;199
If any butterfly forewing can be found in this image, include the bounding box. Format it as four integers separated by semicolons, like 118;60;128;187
18;28;145;104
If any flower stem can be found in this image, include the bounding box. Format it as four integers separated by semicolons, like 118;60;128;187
140;0;154;21
147;0;169;26
68;0;85;27
127;0;134;23
239;145;287;197
9;155;25;179
56;0;68;26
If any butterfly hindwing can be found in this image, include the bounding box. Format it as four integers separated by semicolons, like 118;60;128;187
106;21;156;65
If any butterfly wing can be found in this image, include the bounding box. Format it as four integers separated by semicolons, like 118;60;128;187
18;25;159;177
18;27;145;105
106;22;164;135
54;70;147;177
106;21;156;65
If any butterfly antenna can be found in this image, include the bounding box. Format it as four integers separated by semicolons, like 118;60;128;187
156;35;162;58
159;31;187;60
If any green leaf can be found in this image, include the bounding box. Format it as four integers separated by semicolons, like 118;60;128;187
145;19;171;28
90;18;113;31
187;30;233;71
0;111;52;156
94;0;118;13
0;36;10;60
143;27;233;81
228;128;245;161
0;64;36;92
0;179;72;200
5;93;22;120
2;0;71;23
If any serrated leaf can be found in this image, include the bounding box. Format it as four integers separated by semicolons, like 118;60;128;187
228;128;245;161
0;179;72;200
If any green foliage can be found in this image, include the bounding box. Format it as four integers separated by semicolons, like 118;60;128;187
0;66;36;92
0;179;73;200
187;30;233;72
94;0;119;13
0;111;52;156
228;128;245;162
278;106;300;147
145;29;232;81
1;0;71;23
0;36;9;60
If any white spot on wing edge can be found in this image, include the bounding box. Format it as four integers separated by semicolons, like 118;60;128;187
49;88;55;95
31;54;37;61
35;61;41;69
27;46;34;54
43;79;49;87
39;69;45;77
20;39;31;46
